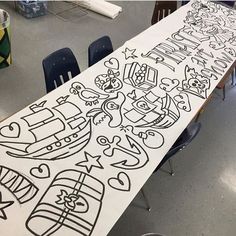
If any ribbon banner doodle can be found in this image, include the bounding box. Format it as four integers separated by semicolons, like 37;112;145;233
0;1;235;235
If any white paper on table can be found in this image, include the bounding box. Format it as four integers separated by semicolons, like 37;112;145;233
76;0;122;19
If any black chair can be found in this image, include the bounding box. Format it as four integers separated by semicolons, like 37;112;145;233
151;1;177;25
88;36;113;67
141;122;202;211
42;47;80;93
218;1;235;7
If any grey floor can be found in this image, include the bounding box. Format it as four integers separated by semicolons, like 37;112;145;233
0;1;236;236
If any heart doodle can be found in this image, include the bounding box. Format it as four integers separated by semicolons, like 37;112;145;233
108;172;131;192
159;78;179;92
0;122;20;138
30;164;50;179
174;93;191;112
104;58;119;70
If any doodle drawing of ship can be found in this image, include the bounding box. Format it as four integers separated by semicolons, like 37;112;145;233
0;97;92;160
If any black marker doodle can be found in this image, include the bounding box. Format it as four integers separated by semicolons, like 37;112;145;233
97;135;149;170
0;166;38;204
122;47;138;60
123;62;158;91
0;122;20;138
0;97;92;160
174;93;191;112
26;170;105;236
127;90;137;100
159;77;179;92
185;2;236;50
30;163;50;179
0;192;14;220
120;125;164;149
124;91;180;129
224;47;236;57
104;57;119;70
108;172;131;192
75;151;103;173
86;92;125;128
178;65;210;99
95;69;123;93
70;82;109;105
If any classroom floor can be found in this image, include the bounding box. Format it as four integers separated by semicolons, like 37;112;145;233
0;1;236;236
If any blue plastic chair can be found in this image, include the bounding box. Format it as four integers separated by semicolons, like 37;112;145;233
88;36;113;67
141;122;201;211
42;47;80;93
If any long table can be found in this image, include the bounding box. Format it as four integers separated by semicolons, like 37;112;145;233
0;1;236;235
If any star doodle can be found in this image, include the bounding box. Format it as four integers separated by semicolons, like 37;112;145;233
0;192;14;220
76;152;104;173
122;47;138;60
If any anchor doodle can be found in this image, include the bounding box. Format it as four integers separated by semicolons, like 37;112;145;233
97;134;149;170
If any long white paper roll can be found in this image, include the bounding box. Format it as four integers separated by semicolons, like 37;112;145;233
76;0;122;19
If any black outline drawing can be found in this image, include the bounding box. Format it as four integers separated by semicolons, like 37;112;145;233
95;69;123;93
0;97;92;160
124;91;180;129
224;47;236;57
0;122;20;138
70;82;109;105
0;192;14;220
104;57;119;70
123;62;158;91
75;151;104;173
159;77;179;92
122;47;138;60
97;134;149;170
86;92;126;128
26;170;105;236
108;172;131;192
177;65;210;99
174;92;192;112
30;163;50;179
120;125;164;149
0;166;38;204
127;90;137;100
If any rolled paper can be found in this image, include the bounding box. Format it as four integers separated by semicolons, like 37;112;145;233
0;9;11;69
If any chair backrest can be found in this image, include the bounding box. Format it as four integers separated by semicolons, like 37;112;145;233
155;122;201;171
88;36;113;67
151;1;177;25
42;47;80;93
218;1;235;7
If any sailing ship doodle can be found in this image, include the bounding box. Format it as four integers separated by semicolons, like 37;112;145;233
0;166;38;204
97;135;149;170
26;170;105;236
86;92;125;128
0;96;92;160
124;91;180;129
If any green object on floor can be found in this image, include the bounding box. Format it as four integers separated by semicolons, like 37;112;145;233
0;9;11;69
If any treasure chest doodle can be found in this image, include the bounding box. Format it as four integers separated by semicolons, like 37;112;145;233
123;62;158;91
26;170;105;236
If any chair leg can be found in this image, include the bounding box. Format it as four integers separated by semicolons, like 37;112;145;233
168;159;175;176
140;188;151;212
222;85;226;101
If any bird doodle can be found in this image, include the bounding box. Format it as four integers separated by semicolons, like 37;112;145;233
70;82;109;106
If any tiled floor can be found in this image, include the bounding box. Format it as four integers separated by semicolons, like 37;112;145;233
0;1;236;236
